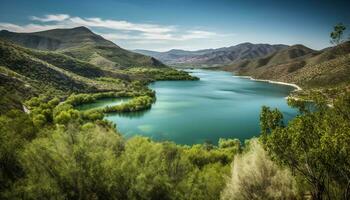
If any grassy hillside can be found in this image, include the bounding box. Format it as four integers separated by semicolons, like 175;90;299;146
220;42;350;98
0;27;165;69
0;39;196;114
0;40;95;93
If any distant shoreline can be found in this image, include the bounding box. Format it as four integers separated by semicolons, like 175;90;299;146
233;75;302;91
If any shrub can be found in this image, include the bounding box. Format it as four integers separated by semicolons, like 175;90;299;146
221;139;297;200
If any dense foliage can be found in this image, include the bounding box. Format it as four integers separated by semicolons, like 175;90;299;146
0;97;240;199
260;92;350;200
103;95;155;113
126;67;199;81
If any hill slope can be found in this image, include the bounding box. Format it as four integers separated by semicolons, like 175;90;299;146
135;43;288;67
0;27;165;69
220;42;350;96
0;38;196;114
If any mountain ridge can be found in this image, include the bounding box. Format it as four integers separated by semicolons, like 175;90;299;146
0;26;165;69
134;43;288;67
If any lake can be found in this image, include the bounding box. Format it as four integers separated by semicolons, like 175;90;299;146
82;69;298;145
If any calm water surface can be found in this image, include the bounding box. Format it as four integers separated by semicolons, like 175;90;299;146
82;69;298;145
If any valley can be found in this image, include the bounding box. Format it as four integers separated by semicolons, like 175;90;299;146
0;18;349;200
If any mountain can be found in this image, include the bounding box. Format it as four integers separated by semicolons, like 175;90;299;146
220;42;350;91
0;26;165;69
134;43;288;67
0;38;128;94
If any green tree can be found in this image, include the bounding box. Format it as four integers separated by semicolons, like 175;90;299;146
260;93;350;200
117;137;190;200
330;23;347;45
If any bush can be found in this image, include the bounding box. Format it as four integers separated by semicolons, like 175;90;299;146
221;139;297;200
0;110;36;198
15;124;125;199
103;95;155;113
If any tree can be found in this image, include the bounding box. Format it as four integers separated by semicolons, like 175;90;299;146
330;23;346;45
118;137;189;200
260;93;350;200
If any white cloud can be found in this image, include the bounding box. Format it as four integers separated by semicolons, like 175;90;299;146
183;30;217;39
99;33;142;40
31;14;70;22
70;17;175;33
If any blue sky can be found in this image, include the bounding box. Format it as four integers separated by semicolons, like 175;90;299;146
0;0;349;51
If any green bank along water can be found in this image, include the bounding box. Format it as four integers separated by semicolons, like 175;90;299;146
80;69;298;145
75;97;130;111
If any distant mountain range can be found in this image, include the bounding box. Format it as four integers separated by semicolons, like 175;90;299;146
134;43;288;67
0;26;165;69
219;42;350;90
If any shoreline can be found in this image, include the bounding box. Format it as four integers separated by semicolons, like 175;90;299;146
233;75;302;91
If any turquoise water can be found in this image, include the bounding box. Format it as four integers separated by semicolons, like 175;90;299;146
84;69;298;145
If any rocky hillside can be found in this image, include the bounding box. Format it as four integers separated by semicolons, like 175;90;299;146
0;27;165;69
220;42;350;97
135;43;288;67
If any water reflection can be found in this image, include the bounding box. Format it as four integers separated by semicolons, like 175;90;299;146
107;109;150;119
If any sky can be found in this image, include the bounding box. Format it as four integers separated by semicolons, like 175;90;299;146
0;0;349;51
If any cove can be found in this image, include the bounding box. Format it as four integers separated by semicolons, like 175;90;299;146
86;69;298;145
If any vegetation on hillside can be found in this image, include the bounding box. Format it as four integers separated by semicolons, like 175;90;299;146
0;96;241;199
2;87;350;199
0;38;197;114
